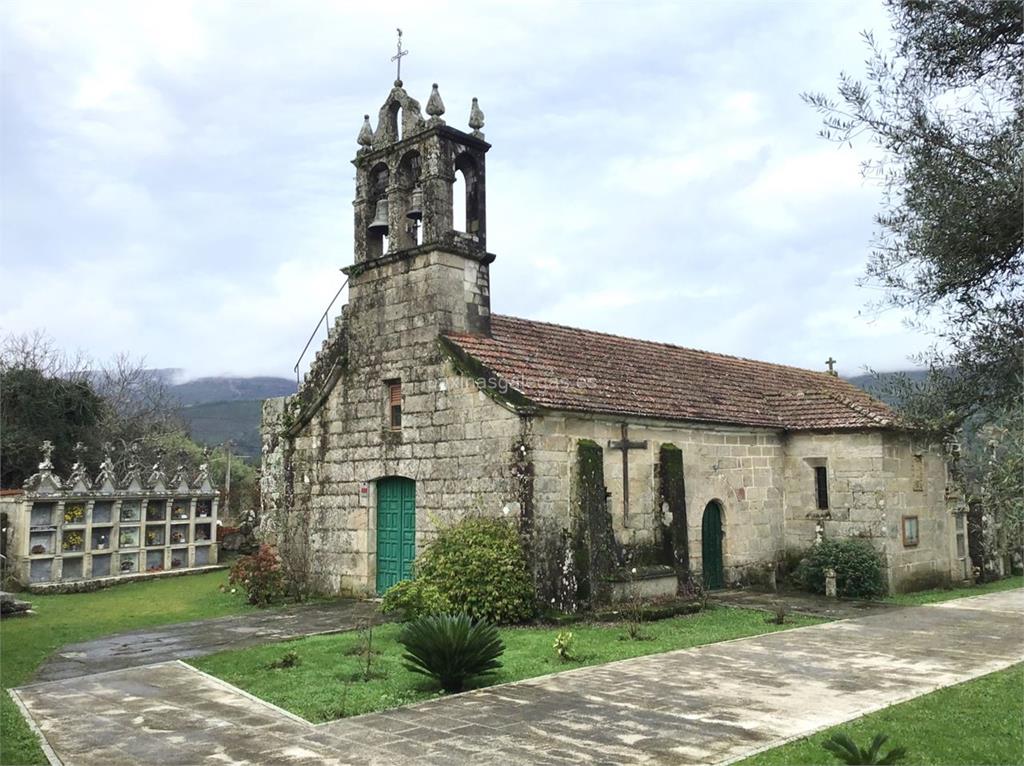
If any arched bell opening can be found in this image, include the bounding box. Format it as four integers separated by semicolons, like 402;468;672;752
366;162;390;260
395;150;423;248
454;152;482;239
452;167;467;234
386;101;403;143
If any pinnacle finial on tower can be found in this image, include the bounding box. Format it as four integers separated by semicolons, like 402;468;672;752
426;83;445;121
468;97;485;138
357;114;373;147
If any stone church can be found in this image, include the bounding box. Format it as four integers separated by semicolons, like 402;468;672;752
260;78;966;603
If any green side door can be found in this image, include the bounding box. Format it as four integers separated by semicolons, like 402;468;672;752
701;501;724;590
376;477;416;594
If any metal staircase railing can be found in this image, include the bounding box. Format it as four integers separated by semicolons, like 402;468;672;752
294;277;349;386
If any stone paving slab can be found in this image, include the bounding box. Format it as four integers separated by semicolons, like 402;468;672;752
709;587;905;620
14;589;1024;765
33;599;385;682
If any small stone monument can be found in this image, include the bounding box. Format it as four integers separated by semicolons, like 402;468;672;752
824;567;837;598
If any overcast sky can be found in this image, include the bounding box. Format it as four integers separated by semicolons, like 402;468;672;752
1;0;931;380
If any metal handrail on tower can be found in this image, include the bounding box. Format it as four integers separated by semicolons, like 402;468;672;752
293;277;349;386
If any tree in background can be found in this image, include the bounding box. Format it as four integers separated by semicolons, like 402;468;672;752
805;0;1022;428
0;367;104;487
0;331;258;519
805;0;1023;574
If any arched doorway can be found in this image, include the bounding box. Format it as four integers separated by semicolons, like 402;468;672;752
701;501;725;589
376;477;416;594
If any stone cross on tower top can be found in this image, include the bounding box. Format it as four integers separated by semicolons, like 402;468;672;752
391;28;408;85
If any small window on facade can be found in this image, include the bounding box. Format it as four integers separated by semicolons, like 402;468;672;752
387;380;402;430
912;454;924;492
814;465;829;510
902;515;919;547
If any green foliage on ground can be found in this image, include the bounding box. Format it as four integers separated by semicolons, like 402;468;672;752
885;576;1023;606
796;539;888;599
191;606;823;722
413;516;535;624
398;614;505;693
230;545;286;605
379;578;451;620
822;732;906;765
737;663;1024;766
0;569;256;766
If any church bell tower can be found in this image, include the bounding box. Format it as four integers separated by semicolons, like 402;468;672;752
344;74;494;336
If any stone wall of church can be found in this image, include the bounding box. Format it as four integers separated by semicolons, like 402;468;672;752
527;415;788;586
260;247;521;598
880;433;957;591
781;431;956;592
261;363;522;597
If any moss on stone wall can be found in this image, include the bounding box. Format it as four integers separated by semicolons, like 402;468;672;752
573;439;618;606
658;443;691;577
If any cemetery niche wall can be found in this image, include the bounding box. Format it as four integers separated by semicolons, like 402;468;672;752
1;442;219;591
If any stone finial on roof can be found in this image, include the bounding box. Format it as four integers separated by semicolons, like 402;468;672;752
468;97;485;138
825;357;838;377
426;83;445;122
67;442;92;492
170;450;191;492
23;440;62;493
357;115;374;148
193;448;212;493
122;442;143;491
39;440;55;470
147;447;168;490
94;443;117;493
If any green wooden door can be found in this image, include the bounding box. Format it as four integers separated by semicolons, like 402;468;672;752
701;502;724;590
376;477;416;594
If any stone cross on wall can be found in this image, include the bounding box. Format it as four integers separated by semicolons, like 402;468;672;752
608;423;648;523
825;357;838;376
39;440;55;469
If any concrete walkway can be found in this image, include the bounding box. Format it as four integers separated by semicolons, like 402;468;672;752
12;590;1023;765
33;599;385;682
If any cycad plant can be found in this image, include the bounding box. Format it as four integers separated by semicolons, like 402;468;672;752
397;613;505;693
822;732;907;765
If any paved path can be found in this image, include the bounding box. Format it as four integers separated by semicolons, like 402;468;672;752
710;588;904;620
33;599;386;682
12;590;1023;765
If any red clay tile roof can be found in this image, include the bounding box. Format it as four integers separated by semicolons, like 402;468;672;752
444;315;898;431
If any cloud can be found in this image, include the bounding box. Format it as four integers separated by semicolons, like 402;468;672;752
1;0;932;379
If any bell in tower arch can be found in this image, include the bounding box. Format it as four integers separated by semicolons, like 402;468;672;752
367;199;390;234
406;187;423;221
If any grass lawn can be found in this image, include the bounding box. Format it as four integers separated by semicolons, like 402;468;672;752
0;568;256;766
738;663;1024;766
886;575;1023;605
191;606;824;723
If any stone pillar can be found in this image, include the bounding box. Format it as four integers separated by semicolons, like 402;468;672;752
825;567;837;598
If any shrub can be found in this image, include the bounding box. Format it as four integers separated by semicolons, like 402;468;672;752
229;544;285;606
267;650;300;669
415;516;535;624
380;578;451;620
553;630;575;662
398;613;504;693
822;732;906;765
796;539;887;599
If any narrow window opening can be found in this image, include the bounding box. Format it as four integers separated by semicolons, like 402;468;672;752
814;465;829;510
912;454;924;492
902;515;919;547
387;380;402;430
